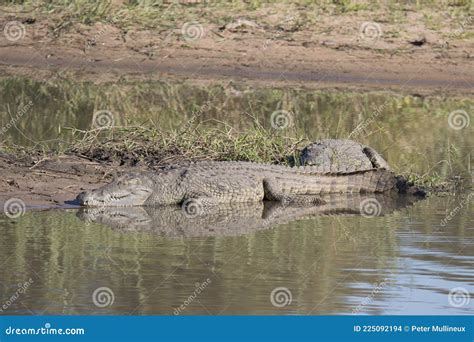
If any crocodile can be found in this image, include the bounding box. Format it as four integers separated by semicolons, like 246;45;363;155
299;139;424;196
76;160;422;207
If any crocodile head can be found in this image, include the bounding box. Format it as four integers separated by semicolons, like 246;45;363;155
77;173;154;206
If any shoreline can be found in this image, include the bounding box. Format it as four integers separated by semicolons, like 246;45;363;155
0;2;472;96
0;147;468;210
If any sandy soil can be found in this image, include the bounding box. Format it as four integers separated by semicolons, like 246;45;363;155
0;152;148;210
0;5;473;95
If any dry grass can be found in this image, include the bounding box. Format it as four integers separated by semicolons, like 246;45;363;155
1;0;472;31
64;122;309;167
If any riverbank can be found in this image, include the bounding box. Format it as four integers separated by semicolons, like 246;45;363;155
0;126;467;209
0;1;473;95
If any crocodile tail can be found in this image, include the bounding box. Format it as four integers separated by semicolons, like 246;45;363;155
343;168;397;193
288;168;397;194
281;165;397;193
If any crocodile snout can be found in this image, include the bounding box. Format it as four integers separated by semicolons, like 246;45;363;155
76;191;91;206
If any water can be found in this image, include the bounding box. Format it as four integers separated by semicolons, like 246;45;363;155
0;77;473;315
0;195;472;315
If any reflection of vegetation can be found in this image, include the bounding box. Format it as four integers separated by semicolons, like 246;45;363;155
0;76;472;184
0;195;472;314
0;209;399;315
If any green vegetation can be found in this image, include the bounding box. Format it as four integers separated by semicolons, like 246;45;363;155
2;121;470;192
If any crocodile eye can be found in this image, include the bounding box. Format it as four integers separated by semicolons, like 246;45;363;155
126;178;140;185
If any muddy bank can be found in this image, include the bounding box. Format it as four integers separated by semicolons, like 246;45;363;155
0;124;300;208
0;152;115;209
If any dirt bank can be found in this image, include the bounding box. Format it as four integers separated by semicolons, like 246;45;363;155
0;152;116;209
0;2;473;95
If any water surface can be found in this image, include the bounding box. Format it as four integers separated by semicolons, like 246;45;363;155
0;195;472;315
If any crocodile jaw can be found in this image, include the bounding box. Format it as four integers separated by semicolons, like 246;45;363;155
77;189;150;206
77;174;153;207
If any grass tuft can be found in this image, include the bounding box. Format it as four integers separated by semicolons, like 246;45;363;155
65;123;309;167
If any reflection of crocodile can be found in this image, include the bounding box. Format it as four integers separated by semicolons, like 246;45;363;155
77;193;422;238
